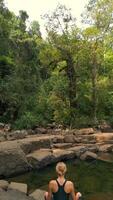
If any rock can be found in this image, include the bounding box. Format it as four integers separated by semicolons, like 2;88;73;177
74;137;82;143
52;149;75;162
0;123;5;129
78;128;94;135
52;136;64;143
82;135;96;144
95;133;113;142
47;123;56;129
27;148;75;169
0;130;7;142
0;141;30;177
27;149;53;169
99;121;113;132
7;130;27;141
0;190;34;200
86;145;98;153
8;182;27;194
19;136;53;154
0;136;6;142
69;146;86;157
4;124;11;132
30;189;45;200
54;128;62;134
97;152;113;163
35;128;47;134
80;151;98;160
64;135;75;143
0;180;9;190
53;143;72;149
97;144;113;152
27;129;35;135
0;123;11;132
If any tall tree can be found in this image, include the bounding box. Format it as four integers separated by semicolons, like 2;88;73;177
43;4;81;125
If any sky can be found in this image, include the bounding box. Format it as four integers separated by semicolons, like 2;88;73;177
5;0;89;36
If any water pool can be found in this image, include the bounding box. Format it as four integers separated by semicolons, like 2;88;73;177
8;158;113;200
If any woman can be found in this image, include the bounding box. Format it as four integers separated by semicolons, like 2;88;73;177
45;162;82;200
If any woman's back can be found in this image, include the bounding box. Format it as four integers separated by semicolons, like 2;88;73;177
52;179;70;200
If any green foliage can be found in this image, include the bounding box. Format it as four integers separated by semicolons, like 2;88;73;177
13;111;38;129
1;0;113;129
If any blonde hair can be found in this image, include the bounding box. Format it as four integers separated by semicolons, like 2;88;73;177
56;162;67;176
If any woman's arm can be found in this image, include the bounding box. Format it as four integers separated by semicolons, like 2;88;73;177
46;181;53;200
70;182;77;200
70;183;81;200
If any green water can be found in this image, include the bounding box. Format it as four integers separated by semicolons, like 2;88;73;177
8;159;113;200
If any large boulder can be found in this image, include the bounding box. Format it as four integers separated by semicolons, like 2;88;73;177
0;141;30;177
19;136;51;154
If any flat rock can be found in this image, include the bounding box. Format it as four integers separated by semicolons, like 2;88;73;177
19;135;64;154
0;190;34;200
30;189;45;200
8;182;27;194
27;148;75;169
52;149;75;161
27;149;53;169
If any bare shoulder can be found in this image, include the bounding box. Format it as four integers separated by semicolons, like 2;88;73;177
49;180;56;186
66;181;74;186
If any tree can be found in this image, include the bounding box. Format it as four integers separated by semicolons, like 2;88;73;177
43;4;81;125
81;0;113;125
29;20;41;38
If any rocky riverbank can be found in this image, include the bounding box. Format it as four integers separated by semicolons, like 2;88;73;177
0;124;113;178
0;180;45;200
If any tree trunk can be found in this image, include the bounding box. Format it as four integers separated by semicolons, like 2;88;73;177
66;54;77;109
91;55;98;125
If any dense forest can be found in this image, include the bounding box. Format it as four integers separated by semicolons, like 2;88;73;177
0;0;113;129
